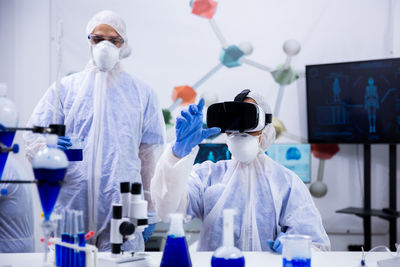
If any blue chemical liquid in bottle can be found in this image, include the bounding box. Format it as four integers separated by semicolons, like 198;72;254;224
33;168;66;221
160;213;192;267
0;131;15;179
211;209;245;267
32;134;68;221
283;258;311;267
211;257;245;267
65;149;83;161
0;85;18;180
161;236;192;267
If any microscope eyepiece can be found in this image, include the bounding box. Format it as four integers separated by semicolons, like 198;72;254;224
131;183;142;195
120;182;130;193
112;204;122;219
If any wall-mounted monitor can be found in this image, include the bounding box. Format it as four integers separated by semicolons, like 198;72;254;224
306;58;400;143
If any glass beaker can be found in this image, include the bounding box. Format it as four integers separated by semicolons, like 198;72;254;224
65;137;84;161
281;234;311;267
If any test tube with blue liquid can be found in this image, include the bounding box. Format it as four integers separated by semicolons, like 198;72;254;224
61;210;69;267
32;134;68;266
55;214;63;267
281;235;312;267
69;211;76;267
211;209;245;267
76;210;86;267
160;213;192;267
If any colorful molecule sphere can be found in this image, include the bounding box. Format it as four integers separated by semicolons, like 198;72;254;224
271;65;299;85
283;39;301;56
172;85;197;105
219;45;245;68
311;144;340;160
238;42;254;56
191;0;218;19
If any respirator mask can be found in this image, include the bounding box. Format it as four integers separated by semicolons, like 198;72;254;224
92;41;120;72
226;133;261;163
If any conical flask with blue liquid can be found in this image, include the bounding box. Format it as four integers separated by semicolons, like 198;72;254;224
160;213;192;267
32;134;68;265
211;209;245;267
32;134;68;221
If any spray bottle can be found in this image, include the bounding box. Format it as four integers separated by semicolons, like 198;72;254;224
211;209;245;267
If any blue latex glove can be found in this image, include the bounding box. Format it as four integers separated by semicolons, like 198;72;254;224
172;98;221;158
142;223;156;243
267;232;287;253
57;136;72;151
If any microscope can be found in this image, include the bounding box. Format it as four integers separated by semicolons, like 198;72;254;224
98;182;149;267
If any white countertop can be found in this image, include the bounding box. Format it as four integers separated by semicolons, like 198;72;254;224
0;251;394;267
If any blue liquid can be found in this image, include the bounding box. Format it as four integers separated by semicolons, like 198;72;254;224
55;244;62;266
69;235;75;267
33;168;66;221
65;149;83;161
283;258;311;267
78;233;86;267
0;131;15;180
61;234;69;267
160;235;192;267
211;256;245;267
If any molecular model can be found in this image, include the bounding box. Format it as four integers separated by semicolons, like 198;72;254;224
163;0;304;143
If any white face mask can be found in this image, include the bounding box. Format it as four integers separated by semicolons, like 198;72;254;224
92;41;120;72
226;133;260;163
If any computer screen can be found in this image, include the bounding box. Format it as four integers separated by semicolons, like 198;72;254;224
306;58;400;143
266;144;311;183
194;143;310;183
194;143;231;165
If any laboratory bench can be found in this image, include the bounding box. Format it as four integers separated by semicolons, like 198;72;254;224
0;251;396;267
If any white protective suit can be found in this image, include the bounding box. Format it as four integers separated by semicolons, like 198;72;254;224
0;156;34;252
23;11;165;251
151;91;330;251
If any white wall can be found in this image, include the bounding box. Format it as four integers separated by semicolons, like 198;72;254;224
1;0;400;251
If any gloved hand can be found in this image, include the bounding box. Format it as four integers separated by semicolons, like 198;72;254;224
267;232;287;253
142;223;156;243
172;98;221;158
57;136;72;150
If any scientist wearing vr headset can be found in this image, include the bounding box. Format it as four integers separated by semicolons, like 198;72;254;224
151;89;330;252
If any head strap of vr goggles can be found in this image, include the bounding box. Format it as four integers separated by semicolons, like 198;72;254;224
234;89;272;125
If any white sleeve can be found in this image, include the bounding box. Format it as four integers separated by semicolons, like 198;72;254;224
139;143;164;215
23;83;64;162
150;143;199;222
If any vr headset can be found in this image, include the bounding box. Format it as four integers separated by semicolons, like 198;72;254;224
207;101;272;133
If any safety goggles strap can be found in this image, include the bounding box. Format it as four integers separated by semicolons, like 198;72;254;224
234;89;251;102
265;113;272;124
